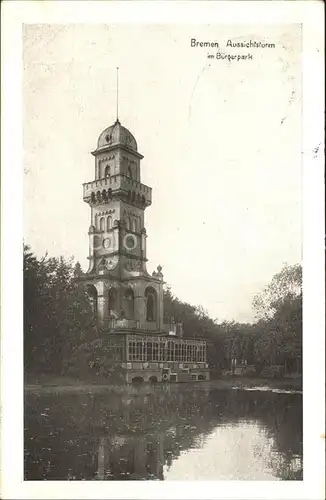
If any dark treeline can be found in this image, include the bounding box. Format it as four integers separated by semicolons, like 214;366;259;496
24;246;97;375
163;263;302;375
24;244;302;378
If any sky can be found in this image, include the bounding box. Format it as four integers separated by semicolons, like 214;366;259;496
23;24;302;323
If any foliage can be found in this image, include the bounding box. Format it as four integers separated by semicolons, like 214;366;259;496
253;263;302;321
252;264;302;371
163;263;302;375
163;287;219;339
64;338;126;382
24;243;302;378
24;245;97;375
163;287;225;373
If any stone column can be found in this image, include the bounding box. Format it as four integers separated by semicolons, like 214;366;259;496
141;230;147;261
134;283;146;329
157;283;164;331
96;281;109;326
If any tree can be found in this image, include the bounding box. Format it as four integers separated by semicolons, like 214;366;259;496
253;263;302;321
163;285;220;339
24;245;96;375
252;264;302;372
163;285;225;374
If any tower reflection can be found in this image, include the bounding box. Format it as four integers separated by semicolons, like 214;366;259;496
96;432;165;480
25;387;302;481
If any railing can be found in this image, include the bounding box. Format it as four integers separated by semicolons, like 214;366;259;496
108;318;139;330
83;175;152;204
83;176;119;195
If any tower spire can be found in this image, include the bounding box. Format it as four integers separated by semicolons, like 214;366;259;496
116;66;119;122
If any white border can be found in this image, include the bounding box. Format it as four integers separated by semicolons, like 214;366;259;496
1;2;325;499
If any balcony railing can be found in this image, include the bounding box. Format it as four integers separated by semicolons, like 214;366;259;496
108;318;139;330
83;174;152;205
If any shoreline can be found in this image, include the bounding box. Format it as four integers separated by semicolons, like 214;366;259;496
24;375;302;395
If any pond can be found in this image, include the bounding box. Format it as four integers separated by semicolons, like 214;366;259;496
24;385;302;481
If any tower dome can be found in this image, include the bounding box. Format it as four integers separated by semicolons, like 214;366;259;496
96;119;138;152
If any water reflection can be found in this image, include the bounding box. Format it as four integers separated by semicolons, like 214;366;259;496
24;386;302;480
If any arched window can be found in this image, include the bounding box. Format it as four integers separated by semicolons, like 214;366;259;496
145;287;157;322
86;285;98;318
107;216;112;231
128;166;132;178
100;217;105;231
104;165;110;178
124;288;134;319
125;217;131;231
132;218;137;232
108;287;118;316
91;192;96;204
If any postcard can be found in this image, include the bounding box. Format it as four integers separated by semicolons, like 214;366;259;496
1;1;324;499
